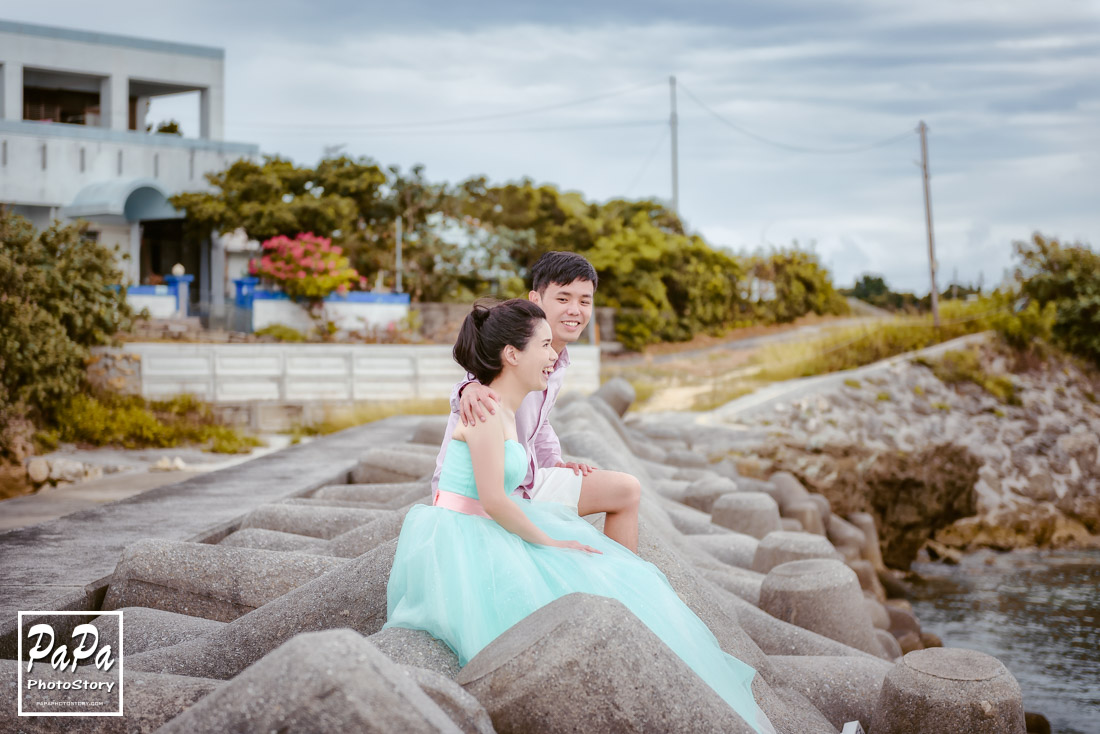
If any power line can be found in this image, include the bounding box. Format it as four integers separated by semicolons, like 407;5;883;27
230;119;666;137
625;126;670;196
678;82;916;155
233;78;665;131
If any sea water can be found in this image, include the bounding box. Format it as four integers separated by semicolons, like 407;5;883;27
908;548;1100;734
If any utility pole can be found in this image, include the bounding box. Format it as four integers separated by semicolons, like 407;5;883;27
669;75;679;217
918;120;940;327
394;215;403;294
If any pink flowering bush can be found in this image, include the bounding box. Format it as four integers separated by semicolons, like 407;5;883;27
248;233;365;302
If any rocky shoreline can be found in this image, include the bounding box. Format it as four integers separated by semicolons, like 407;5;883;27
688;338;1100;567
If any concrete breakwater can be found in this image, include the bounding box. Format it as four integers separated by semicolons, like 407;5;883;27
1;383;1037;732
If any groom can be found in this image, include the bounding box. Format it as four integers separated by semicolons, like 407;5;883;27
432;251;641;552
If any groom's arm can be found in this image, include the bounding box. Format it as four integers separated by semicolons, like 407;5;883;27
531;416;563;470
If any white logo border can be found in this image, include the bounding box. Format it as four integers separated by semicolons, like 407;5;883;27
16;610;124;717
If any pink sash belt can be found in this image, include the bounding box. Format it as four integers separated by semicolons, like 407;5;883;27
434;490;492;519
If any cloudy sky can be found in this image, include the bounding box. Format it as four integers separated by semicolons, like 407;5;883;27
9;1;1099;292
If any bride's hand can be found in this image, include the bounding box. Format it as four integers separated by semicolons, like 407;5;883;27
549;539;602;554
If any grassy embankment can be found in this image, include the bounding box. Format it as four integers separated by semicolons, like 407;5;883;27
608;299;1009;412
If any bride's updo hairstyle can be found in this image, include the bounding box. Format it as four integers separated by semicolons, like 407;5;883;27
454;298;547;384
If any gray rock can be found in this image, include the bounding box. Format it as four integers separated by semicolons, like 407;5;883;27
783;500;826;536
1;661;218;733
26;457;49;484
864;597;890;630
768;471;811;512
752;530;842;574
666;448;710;469
806;493;832;525
353;448;438;483
666;502;733;535
872;648;1025;734
701;566;764;606
218;527;329;553
314;481;431;507
370;626;461;680
653;478;690;502
97;607;225;655
402;665;495;734
770;654;892;731
457;593;758;734
847;512;887;571
126;540;397;679
324;510;408;558
412;416;450;446
49;457;86;483
712;492;782;539
759;559;883;658
592;376;635;416
682;475;740;513
848;559;887;601
690;532;760;570
240;503;389;539
102;539;345;622
876;628;903;660
826;514;868;550
156;629;461;733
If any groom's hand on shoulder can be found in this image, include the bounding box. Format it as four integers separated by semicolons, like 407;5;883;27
459;383;501;427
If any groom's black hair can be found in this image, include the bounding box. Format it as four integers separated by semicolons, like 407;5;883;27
529;251;598;294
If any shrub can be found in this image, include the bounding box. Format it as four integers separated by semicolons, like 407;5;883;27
255;323;308;342
915;348;1021;406
0;210;133;460
249;233;363;302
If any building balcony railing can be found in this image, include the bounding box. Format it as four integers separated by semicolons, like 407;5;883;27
0;119;257;155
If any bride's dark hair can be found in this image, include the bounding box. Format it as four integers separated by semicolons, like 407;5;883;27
454;298;547;384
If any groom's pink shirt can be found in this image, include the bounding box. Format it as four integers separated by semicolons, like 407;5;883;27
432;346;570;501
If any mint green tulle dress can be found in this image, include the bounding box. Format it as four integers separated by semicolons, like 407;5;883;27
385;439;774;733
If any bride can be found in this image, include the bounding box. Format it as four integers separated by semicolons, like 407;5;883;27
385;298;775;733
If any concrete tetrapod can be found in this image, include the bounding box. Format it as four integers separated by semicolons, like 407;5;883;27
239;503;390;539
370;626;462;680
155;629;462;734
0;661;218;734
769;654;892;732
871;648;1026;734
782;500;826;536
752;530;842;574
690;532;761;570
125;540;397;680
712;492;782;539
102;539;346;622
767;472;811;513
592;376;635;417
758;559;884;658
682;475;740;513
352;449;438;484
455;593;759;734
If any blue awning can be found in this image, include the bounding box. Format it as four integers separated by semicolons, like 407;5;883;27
60;178;184;224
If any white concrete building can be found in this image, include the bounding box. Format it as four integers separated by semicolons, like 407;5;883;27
0;20;259;319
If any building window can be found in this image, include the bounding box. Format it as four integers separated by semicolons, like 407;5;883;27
80;147;86;173
189;150;195;180
154;153;159;178
41;143;47;171
117;149;123;175
23;86;101;126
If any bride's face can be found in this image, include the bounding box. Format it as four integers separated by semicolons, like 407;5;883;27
509;319;557;391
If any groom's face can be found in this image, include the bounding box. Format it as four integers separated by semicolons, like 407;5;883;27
529;278;595;349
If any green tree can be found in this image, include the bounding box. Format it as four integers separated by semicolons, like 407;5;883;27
1015;233;1100;365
